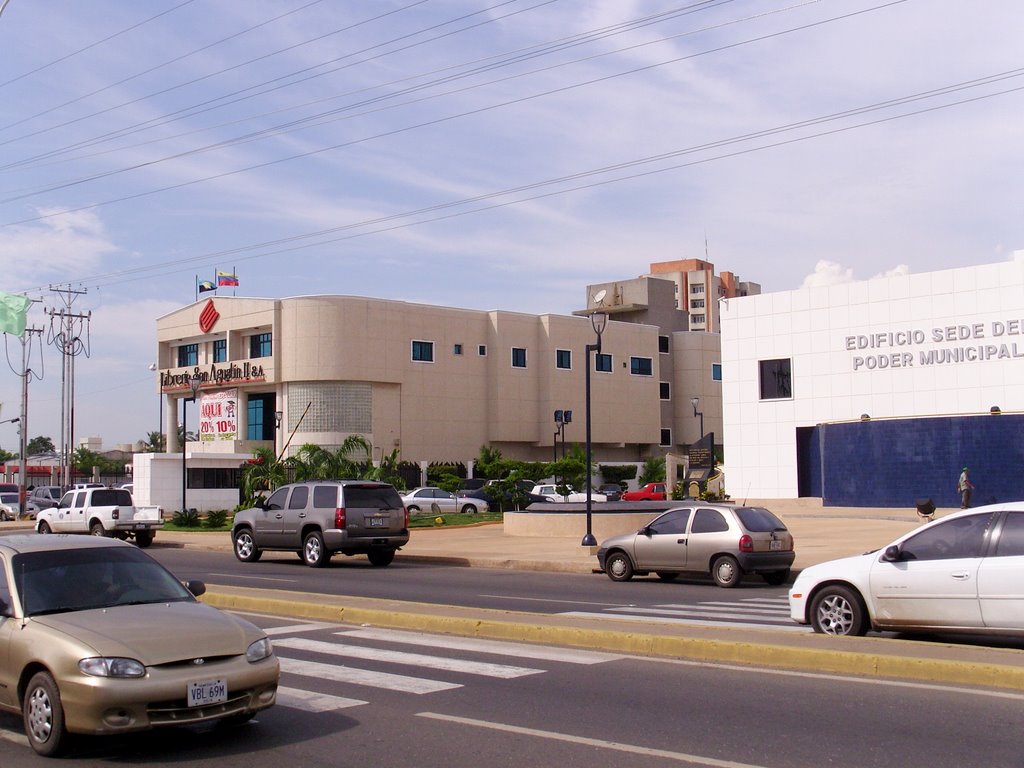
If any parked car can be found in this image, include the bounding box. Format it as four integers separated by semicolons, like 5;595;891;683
597;503;795;587
0;492;38;521
402;486;488;515
0;534;279;756
790;503;1024;637
232;481;409;567
530;483;607;503
622;482;667;501
119;482;134;494
458;487;550;509
0;483;18;494
598;483;624;502
29;485;63;510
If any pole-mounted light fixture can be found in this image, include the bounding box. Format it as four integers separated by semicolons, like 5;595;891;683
690;397;704;440
583;312;609;548
181;373;202;515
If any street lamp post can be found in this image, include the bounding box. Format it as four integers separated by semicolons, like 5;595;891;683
690;396;704;440
582;312;608;547
181;373;202;514
149;363;163;451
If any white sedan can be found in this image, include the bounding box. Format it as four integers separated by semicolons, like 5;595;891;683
401;487;488;515
530;484;607;503
0;492;39;521
790;503;1024;637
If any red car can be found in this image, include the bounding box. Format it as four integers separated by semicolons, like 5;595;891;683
622;482;667;501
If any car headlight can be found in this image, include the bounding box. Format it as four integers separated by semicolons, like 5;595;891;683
79;657;146;678
246;637;273;663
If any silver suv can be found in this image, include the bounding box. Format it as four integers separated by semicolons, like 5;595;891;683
232;481;409;568
597;503;795;587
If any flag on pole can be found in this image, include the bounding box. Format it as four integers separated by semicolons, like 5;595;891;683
0;291;31;336
198;280;216;293
217;271;239;287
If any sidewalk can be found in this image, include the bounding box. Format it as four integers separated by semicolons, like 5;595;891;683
149;500;1024;692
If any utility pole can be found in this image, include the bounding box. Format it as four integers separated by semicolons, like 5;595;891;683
14;326;43;514
46;285;90;488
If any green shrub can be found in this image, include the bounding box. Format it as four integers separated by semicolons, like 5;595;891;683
172;508;201;528
205;509;228;529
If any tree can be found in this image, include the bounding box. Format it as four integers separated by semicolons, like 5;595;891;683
638;456;666;485
26;436;55;455
362;448;406;490
143;431;166;452
72;447;122;475
240;446;287;505
287;436;371;481
0;447;15;463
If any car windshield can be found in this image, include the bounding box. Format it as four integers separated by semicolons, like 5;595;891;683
14;546;194;616
735;507;788;532
0;493;17;504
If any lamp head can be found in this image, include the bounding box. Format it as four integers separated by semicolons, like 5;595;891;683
188;373;202;398
590;311;608;337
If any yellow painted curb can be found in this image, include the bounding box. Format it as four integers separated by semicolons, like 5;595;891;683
202;590;1024;692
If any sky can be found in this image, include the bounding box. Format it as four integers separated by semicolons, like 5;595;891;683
0;0;1022;451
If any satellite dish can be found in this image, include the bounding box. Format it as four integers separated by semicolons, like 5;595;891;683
592;289;607;305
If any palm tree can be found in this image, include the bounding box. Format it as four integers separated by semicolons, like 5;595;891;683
287;436;372;481
144;431;166;452
363;448;405;490
241;446;287;505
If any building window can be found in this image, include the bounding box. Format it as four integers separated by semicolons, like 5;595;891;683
630;356;653;376
555;349;571;370
660;428;672;446
478;345;487;356
177;343;198;367
658;335;669;354
412;340;434;362
691;284;705;294
690;299;705;309
660;382;670;400
692;314;705;324
759;358;792;400
712;363;722;381
249;332;272;359
511;347;527;368
595;353;612;373
453;344;463;355
212;339;227;363
247;394;275;440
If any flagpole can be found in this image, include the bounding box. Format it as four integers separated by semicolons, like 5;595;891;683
194;275;198;303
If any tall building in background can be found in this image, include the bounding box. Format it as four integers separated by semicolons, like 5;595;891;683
646;259;761;332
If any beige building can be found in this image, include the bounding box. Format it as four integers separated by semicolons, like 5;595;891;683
143;285;726;512
646;258;761;332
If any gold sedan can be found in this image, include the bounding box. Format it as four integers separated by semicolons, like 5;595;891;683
0;535;279;757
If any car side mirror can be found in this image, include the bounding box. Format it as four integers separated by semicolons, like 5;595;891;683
882;545;902;562
185;580;206;597
640;526;652;537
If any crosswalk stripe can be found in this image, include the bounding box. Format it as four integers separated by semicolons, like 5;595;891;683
275;685;367;711
279;657;462;694
264;622;339;636
337;628;623;664
275;637;544;679
607;606;793;623
560;610;811;632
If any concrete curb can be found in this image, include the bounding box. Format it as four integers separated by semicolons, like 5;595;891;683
201;587;1024;692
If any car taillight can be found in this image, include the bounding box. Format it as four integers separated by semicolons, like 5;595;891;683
335;508;346;528
739;534;753;552
404;506;409;528
111;508;120;520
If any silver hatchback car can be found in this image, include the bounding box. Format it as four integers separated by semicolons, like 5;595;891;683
597;503;795;587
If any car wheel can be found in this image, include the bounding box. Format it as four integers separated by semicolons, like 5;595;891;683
233;528;262;562
135;530;154;548
407;505;420;513
656;572;680;582
810;585;868;636
762;569;790;586
605;551;634;582
90;521;109;537
303;531;330;568
711;555;742;588
24;671;69;757
460;504;478;515
37;521;52;534
367;549;396;567
0;510;9;522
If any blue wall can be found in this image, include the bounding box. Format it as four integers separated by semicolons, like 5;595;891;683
801;414;1024;508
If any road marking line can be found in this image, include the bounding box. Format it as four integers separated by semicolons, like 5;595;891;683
626;607;792;621
279;657;461;694
264;622;340;636
338;627;623;664
656;604;790;617
416;712;773;767
275;637;544;678
558;610;810;632
276;686;367;711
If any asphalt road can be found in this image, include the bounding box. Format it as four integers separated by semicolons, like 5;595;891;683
0;610;1019;767
148;546;799;632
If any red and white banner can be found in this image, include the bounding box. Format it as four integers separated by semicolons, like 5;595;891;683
198;389;238;442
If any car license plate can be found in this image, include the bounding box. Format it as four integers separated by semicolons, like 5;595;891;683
770;540;782;550
368;517;386;527
188;679;227;707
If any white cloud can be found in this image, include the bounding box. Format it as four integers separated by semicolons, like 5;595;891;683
800;260;854;288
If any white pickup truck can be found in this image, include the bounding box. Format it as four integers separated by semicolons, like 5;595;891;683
35;487;164;547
